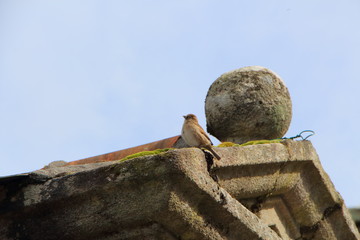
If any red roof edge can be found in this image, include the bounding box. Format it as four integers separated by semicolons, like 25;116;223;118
65;135;181;166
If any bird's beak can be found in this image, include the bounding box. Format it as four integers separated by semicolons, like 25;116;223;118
183;115;186;119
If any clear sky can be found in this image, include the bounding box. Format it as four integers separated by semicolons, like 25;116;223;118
0;1;359;207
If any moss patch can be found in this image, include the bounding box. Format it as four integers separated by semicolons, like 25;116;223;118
217;142;240;147
120;139;284;162
240;139;283;146
217;139;283;148
119;148;172;162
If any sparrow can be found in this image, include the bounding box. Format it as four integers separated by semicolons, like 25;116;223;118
181;114;221;160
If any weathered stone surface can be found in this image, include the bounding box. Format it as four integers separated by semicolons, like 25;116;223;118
213;140;359;239
1;141;358;240
205;66;292;144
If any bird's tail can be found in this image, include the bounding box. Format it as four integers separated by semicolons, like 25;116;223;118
207;146;221;160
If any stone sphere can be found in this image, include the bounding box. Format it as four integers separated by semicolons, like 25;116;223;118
205;66;292;144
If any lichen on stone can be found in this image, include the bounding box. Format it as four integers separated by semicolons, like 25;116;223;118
119;148;173;162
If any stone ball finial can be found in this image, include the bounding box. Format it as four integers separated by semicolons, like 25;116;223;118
205;66;292;144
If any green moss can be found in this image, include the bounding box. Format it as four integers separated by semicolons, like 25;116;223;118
240;139;283;146
217;139;283;148
119;139;283;162
119;148;172;162
217;142;240;147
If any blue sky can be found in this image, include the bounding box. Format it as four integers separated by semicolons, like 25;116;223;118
0;1;359;207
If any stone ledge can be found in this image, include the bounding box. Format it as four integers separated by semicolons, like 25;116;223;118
212;140;358;239
0;141;358;240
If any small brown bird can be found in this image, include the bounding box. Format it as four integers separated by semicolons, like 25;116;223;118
181;114;221;160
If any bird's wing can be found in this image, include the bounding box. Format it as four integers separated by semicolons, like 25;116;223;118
197;124;213;144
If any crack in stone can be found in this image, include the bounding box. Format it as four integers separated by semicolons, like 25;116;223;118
203;150;214;173
297;203;342;240
203;150;219;182
250;160;288;213
271;161;288;194
322;203;341;220
250;194;269;213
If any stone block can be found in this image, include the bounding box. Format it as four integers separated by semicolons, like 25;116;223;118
0;141;358;240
